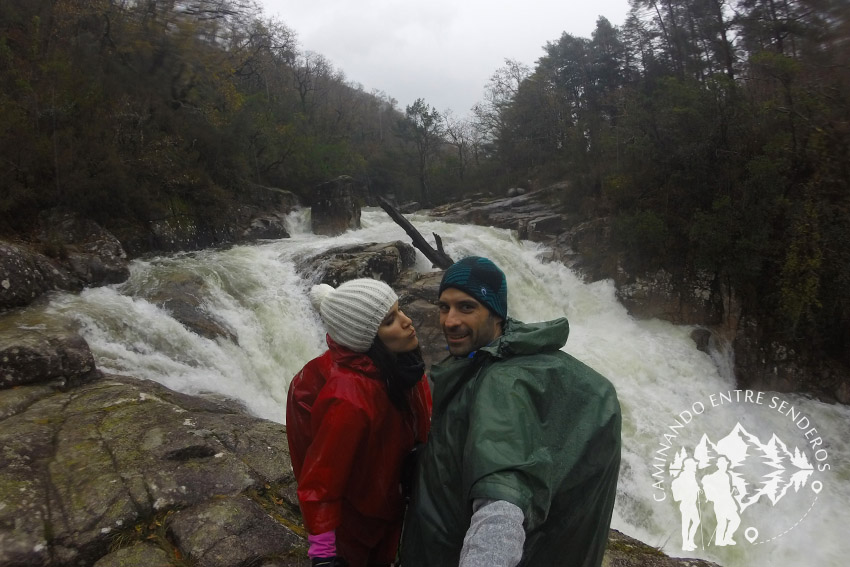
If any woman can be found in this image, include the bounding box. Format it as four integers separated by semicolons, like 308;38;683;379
286;278;432;567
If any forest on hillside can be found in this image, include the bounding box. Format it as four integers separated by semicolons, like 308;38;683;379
487;0;850;367
1;0;848;366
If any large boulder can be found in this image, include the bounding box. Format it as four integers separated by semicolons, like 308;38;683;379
0;240;78;310
37;210;130;287
92;542;177;567
297;241;417;287
241;211;291;241
0;211;133;312
310;176;362;236
0;326;100;390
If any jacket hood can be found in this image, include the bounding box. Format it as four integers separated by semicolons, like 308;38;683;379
325;333;380;377
480;317;570;358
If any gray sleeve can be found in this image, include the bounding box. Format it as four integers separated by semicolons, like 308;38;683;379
458;499;525;567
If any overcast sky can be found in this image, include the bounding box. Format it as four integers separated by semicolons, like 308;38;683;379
259;0;632;117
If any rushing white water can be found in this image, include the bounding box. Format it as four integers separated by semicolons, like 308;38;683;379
19;209;849;567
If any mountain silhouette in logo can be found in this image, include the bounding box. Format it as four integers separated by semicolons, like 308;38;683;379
669;422;814;512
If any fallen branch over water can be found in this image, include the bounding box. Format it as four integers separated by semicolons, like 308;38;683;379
377;196;454;269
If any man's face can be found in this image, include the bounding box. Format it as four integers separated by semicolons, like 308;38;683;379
437;287;503;357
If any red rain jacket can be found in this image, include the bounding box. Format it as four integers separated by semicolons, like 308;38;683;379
286;335;432;536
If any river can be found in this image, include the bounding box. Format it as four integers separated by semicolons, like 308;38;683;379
22;208;849;567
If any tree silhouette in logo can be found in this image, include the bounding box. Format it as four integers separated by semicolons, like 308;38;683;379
668;422;814;550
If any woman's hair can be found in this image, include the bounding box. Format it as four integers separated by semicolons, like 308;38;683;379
367;338;424;412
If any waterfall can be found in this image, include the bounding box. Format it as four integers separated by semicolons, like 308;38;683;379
21;208;848;567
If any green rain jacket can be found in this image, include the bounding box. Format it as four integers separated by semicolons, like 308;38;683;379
401;317;621;567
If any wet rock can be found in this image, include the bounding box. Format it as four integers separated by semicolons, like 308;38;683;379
168;496;303;567
0;380;58;419
242;211;291;241
615;268;722;326
116;187;300;258
399;201;422;214
0;326;100;389
1;211;133;311
310;176;361;236
527;214;566;242
93;542;178;567
143;272;237;342
297;241;417;287
603;529;721;567
548;216;614;278
690;328;713;353
397;271;445;369
431;188;561;237
146;215;221;254
0;374;301;567
733;316;850;403
0;240;78;310
37;210;131;286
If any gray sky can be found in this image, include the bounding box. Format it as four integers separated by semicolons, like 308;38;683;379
259;0;631;117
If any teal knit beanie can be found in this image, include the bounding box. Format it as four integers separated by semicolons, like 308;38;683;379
438;256;508;320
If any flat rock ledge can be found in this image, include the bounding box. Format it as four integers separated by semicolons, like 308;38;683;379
0;372;309;567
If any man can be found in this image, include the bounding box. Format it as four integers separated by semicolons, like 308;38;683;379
701;456;740;547
401;256;621;567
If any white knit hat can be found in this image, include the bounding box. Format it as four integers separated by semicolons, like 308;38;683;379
310;279;398;353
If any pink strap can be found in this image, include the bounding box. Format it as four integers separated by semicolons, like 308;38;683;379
307;530;337;559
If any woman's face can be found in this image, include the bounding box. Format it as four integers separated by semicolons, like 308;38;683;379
377;301;418;353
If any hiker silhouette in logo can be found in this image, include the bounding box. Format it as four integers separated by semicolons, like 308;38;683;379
671;458;701;551
701;456;741;546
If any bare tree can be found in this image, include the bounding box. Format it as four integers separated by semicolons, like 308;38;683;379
442;109;474;181
398;98;443;206
472;59;530;144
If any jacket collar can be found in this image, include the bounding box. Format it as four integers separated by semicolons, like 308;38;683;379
325;334;380;377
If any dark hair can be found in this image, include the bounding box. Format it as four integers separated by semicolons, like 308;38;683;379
367;338;424;412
